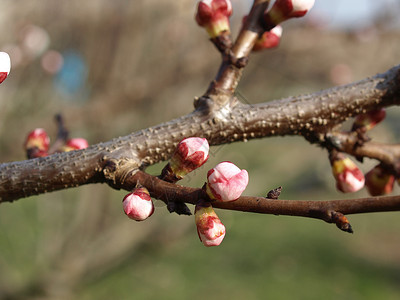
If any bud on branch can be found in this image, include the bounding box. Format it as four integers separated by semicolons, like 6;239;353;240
365;164;395;196
24;128;50;159
253;25;283;51
330;152;365;193
170;137;209;179
195;201;226;247
62;138;89;152
264;0;315;27
206;161;249;202
352;108;386;132
122;187;154;221
195;0;233;38
0;52;11;84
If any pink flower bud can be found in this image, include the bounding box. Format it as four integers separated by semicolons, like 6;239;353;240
24;128;50;158
195;0;233;38
253;25;283;51
0;52;11;84
330;154;365;193
63;138;89;152
195;202;226;247
352;109;386;131
206;161;249;202
122;187;154;221
265;0;315;26
365;164;395;196
170;137;209;179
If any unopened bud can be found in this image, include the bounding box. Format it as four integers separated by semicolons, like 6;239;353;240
331;211;353;233
62;138;89;152
195;0;233;38
253;25;283;51
206;161;249;202
352;108;386;131
0;52;11;84
122;187;154;221
24;128;50;159
166;137;209;181
330;153;365;193
264;0;315;27
365;164;395;196
195;201;226;247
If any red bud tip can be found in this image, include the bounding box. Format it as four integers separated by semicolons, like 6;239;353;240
365;164;395;196
63;138;89;152
24;128;50;158
206;161;249;202
196;0;233;38
330;154;365;193
170;137;209;179
195;202;226;247
253;26;283;51
0;52;11;84
352;109;386;131
265;0;315;26
122;187;154;221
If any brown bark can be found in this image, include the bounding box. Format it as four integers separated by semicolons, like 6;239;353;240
1;0;400;231
1;64;400;203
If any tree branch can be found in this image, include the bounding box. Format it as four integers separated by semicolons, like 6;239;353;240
325;132;400;174
204;0;270;104
1;64;400;203
123;171;400;232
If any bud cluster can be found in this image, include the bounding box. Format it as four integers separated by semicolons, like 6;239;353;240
327;107;397;196
153;137;250;247
195;161;248;247
24;128;89;159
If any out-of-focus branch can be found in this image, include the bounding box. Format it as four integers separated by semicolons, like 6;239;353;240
48;114;69;154
325;132;400;174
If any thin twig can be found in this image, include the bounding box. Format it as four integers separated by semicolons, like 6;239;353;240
205;0;270;102
125;171;400;229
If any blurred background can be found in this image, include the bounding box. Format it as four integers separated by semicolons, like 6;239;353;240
1;0;400;299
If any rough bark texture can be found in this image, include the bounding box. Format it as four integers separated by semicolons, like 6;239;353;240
1;64;400;203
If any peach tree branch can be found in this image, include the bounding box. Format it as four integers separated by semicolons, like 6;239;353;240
1;64;400;203
122;171;400;233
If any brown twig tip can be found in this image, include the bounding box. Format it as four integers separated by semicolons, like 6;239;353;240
54;113;69;141
266;186;282;199
331;211;354;234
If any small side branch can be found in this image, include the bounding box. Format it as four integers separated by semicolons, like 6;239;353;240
205;0;271;103
125;171;400;232
325;132;400;174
